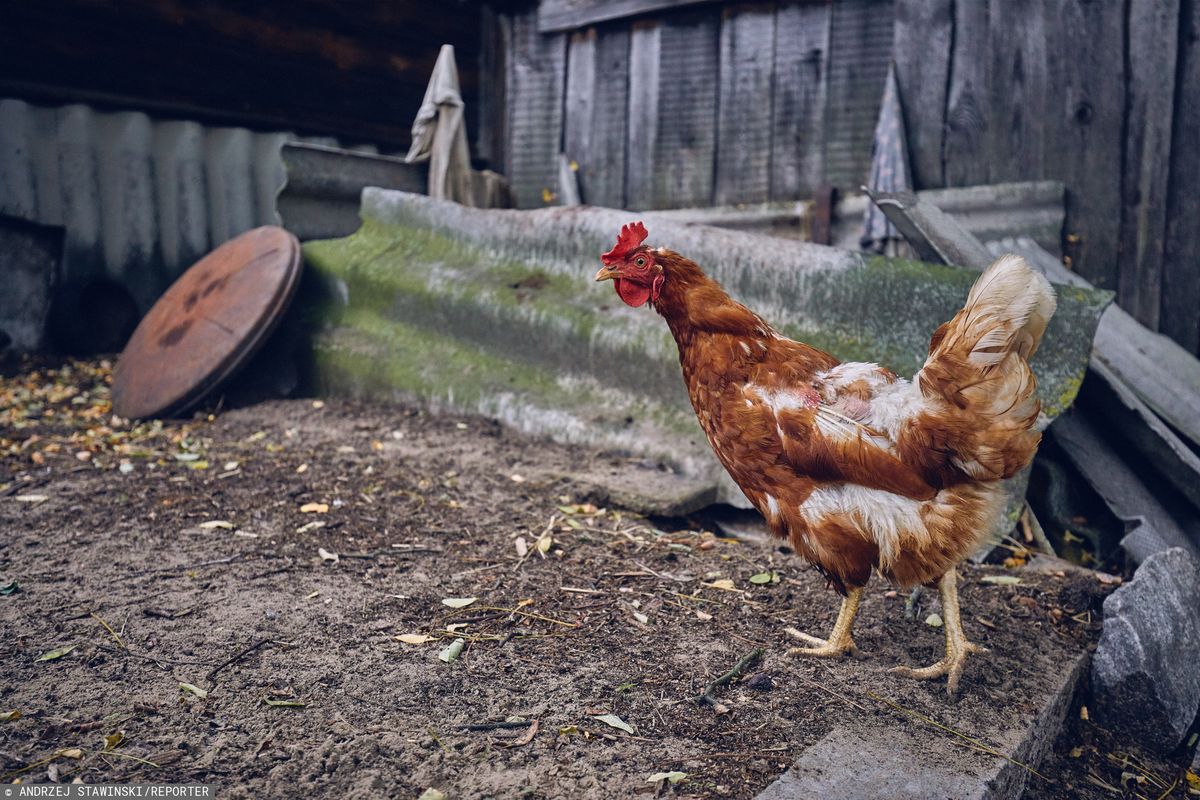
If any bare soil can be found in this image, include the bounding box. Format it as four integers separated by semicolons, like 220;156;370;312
0;361;1134;798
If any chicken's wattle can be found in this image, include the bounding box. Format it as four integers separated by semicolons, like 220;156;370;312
614;278;652;308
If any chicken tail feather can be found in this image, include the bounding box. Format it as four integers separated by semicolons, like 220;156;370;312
915;255;1057;482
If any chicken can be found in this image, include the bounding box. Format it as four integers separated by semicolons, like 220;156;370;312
594;222;1056;694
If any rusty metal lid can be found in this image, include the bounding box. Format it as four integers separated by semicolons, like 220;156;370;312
112;226;302;419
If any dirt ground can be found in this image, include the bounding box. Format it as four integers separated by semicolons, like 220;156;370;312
0;360;1188;798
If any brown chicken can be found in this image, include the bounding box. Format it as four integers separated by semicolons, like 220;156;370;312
594;222;1056;693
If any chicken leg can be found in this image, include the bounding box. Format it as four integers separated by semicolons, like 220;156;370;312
890;567;987;694
786;587;862;658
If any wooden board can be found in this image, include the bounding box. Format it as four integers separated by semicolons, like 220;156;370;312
714;4;776;206
1118;0;1180;330
538;0;718;32
506;8;568;208
986;0;1047;182
650;9;720;208
943;0;990;187
1041;0;1124;291
1161;0;1200;354
892;0;952;189
769;2;831;200
822;0;895;190
476;6;509;174
564;26;631;208
625;20;661;210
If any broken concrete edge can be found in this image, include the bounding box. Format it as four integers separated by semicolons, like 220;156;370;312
755;651;1089;800
296;190;1105;518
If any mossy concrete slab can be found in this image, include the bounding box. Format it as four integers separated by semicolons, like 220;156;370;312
299;189;1109;512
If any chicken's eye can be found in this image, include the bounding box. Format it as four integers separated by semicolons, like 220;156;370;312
635;257;647;267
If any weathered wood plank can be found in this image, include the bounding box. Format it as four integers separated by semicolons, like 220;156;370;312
563;28;597;187
1118;0;1180;330
823;0;896;189
769;2;830;200
506;8;568;208
1162;0;1200;354
1042;0;1124;291
625;20;661;210
714;4;776;206
476;5;509;174
538;0;718;33
651;9;720;208
588;26;632;208
943;0;989;187
891;0;952;189
986;0;1047;182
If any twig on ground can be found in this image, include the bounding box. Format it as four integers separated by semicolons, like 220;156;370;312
91;612;125;649
206;638;273;684
697;648;764;707
456;720;532;732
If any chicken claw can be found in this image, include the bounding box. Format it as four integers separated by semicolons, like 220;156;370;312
891;568;988;694
785;588;862;659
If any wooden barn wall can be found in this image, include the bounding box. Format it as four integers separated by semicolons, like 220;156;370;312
489;0;1200;356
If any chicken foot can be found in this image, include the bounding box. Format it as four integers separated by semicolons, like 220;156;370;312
890;567;987;694
785;588;862;658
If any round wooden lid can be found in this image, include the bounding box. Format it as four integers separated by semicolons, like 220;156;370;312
112;226;302;419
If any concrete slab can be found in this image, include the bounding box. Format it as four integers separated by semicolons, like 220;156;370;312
757;652;1088;800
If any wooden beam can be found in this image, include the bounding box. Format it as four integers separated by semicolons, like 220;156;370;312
1162;0;1200;354
538;0;719;33
506;7;568;208
986;0;1047;182
943;0;990;187
625;20;661;210
892;0;952;189
714;3;776;206
1118;0;1180;330
769;1;830;200
1042;0;1125;291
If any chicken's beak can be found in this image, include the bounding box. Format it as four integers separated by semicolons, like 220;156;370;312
594;265;620;282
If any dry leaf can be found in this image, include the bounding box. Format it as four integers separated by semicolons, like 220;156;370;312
395;634;434;645
295;521;326;534
593;713;634;734
441;597;477;609
34;645;76;662
925;613;944;627
199;520;233;530
0;710;21;722
514;537;528;558
180;683;208;699
318;548;339;563
439;638;465;663
706;579;736;591
537;535;553;555
58;748;83;760
102;731;124;752
14;494;48;503
648;772;687;785
981;575;1021;585
300;502;329;514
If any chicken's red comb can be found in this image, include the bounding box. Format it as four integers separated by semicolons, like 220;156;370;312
601;221;649;265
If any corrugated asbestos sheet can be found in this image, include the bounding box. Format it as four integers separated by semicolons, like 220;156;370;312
0;97;289;312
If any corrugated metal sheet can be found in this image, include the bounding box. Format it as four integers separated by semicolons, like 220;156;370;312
0;97;289;312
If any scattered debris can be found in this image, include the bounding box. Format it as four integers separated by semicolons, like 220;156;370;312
698;648;764;708
438;638;465;663
593;713;634;735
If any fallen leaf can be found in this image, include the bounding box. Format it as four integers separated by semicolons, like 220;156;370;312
14;494;48;503
981;575;1022;585
102;731;124;751
0;579;19;595
537;535;553;555
441;597;477;609
439;638;465;663
34;645;76;662
749;572;772;585
706;579;736;591
648;771;687;785
199;520;234;530
263;698;307;708
510;473;525;483
695;610;713;622
0;710;20;722
58;748;83;760
418;790;446;800
504;719;539;748
180;683;208;699
514;537;528;558
593;713;634;735
925;613;944;627
318;548;339;563
305;590;320;600
395;634;434;645
300;502;329;514
295;521;326;534
632;609;649;625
